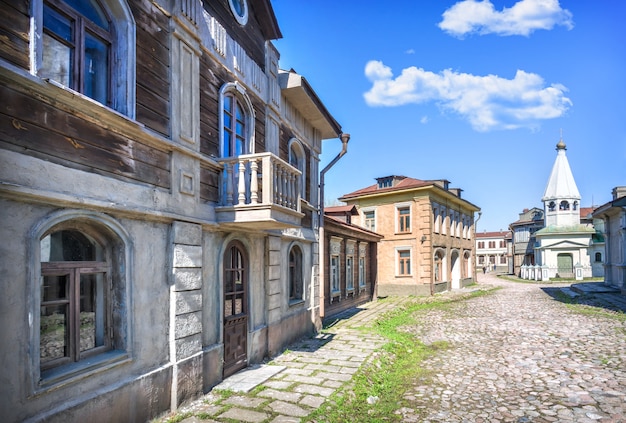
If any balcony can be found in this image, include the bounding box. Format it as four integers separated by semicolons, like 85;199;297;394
216;152;304;230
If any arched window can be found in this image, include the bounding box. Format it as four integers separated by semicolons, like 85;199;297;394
559;201;570;211
573;201;579;211
595;252;602;262
36;212;129;381
548;201;556;212
288;139;306;200
35;0;135;116
220;84;254;158
289;245;303;302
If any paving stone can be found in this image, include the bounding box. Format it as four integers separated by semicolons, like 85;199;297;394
293;383;335;397
266;400;310;417
258;389;301;403
218;408;269;422
269;416;300;423
223;396;265;408
264;380;294;390
299;395;325;408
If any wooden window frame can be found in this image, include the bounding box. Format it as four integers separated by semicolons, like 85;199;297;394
397;206;411;233
40;261;111;371
42;0;113;106
397;249;411;276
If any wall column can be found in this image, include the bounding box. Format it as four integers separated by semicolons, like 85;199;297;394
170;221;204;409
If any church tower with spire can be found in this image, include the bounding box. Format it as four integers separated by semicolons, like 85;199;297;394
541;138;581;228
531;136;597;280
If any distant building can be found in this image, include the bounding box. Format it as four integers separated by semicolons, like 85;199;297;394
509;207;544;276
592;187;626;292
476;230;512;273
339;176;480;296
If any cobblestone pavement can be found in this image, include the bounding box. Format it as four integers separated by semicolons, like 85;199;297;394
399;273;626;423
159;275;626;423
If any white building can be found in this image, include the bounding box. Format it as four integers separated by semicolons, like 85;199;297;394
476;230;511;273
522;138;596;281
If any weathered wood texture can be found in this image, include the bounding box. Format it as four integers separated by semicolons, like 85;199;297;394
200;165;219;203
0;0;30;69
202;0;268;70
0;83;171;188
279;125;311;202
198;51;267;204
130;0;171;137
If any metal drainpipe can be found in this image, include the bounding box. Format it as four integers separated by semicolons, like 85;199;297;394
473;211;482;282
318;133;350;321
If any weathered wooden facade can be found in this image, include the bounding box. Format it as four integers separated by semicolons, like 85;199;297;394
0;0;345;421
322;206;382;319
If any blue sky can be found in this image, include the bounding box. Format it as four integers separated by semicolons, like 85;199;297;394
272;0;626;232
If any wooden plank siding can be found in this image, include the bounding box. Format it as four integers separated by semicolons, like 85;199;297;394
202;0;268;70
0;0;30;70
198;50;268;204
130;0;171;137
0;83;171;189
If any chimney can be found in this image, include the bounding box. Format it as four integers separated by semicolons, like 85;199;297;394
612;186;626;200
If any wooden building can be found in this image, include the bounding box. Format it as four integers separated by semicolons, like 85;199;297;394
0;0;347;421
322;206;382;319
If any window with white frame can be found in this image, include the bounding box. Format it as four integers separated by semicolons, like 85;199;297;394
330;255;340;293
363;209;375;232
36;0;135;116
358;256;365;288
288;138;306;200
346;255;354;291
397;249;411;276
441;208;447;235
397;205;411;233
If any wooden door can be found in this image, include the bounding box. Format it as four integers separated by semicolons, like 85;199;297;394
223;241;248;378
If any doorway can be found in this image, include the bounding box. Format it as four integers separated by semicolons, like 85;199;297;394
223;241;248;378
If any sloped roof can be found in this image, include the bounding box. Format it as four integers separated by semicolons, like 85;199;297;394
476;231;511;239
542;140;581;201
325;205;357;214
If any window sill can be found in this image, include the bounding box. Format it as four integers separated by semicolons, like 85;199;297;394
37;350;130;393
288;298;305;307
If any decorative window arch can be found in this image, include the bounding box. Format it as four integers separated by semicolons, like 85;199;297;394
32;210;130;385
288;138;306;199
219;82;255;158
288;244;303;303
32;0;136;117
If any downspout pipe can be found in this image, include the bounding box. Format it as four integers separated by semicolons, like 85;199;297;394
318;133;350;321
473;211;482;283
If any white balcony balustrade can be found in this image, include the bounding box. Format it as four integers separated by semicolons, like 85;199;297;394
216;153;304;229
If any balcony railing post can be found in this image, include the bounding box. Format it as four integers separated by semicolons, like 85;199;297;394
225;162;233;206
237;158;246;204
250;158;259;204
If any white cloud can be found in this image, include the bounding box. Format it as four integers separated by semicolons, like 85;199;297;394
420;116;429;124
405;48;416;55
363;60;572;132
439;0;573;37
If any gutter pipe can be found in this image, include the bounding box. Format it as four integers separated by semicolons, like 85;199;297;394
318;133;350;321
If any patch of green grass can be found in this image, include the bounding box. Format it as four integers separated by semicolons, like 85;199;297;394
564;303;626;322
157;412;192;423
307;290;495;422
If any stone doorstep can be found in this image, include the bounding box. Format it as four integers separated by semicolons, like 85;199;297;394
214;364;286;393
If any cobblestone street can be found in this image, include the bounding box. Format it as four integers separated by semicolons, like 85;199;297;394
399;273;626;423
163;273;626;423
